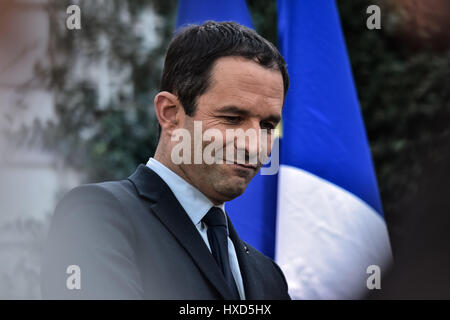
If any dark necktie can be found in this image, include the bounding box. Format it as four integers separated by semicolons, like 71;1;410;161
202;206;241;300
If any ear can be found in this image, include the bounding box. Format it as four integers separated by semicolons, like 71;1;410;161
154;91;185;136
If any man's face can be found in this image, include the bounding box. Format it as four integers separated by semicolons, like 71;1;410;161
178;56;284;204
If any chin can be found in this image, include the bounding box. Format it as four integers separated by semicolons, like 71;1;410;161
215;177;248;201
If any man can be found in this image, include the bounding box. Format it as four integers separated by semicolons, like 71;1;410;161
41;21;290;299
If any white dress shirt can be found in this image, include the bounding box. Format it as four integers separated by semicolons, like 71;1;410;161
146;157;245;299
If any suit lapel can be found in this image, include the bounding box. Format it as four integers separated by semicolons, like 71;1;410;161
226;214;265;300
128;164;234;300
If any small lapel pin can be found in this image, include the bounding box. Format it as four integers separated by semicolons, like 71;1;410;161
243;245;249;254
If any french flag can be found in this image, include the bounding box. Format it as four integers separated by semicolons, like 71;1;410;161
176;0;393;299
275;0;392;299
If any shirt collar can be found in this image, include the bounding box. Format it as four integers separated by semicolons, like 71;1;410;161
146;158;226;227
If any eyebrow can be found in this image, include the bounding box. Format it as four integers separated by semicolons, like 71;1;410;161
217;105;250;116
216;105;281;124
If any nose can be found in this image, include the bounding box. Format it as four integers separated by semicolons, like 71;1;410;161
233;120;265;165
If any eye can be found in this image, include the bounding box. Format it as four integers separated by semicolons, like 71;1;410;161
260;121;276;130
221;116;243;124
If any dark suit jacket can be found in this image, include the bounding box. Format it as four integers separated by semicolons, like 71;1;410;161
41;164;290;299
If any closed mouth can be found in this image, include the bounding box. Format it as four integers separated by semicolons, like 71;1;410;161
233;163;257;170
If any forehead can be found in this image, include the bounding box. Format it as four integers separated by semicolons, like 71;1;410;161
204;56;284;106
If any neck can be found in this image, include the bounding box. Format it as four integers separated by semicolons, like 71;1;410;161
153;143;224;206
153;143;189;183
